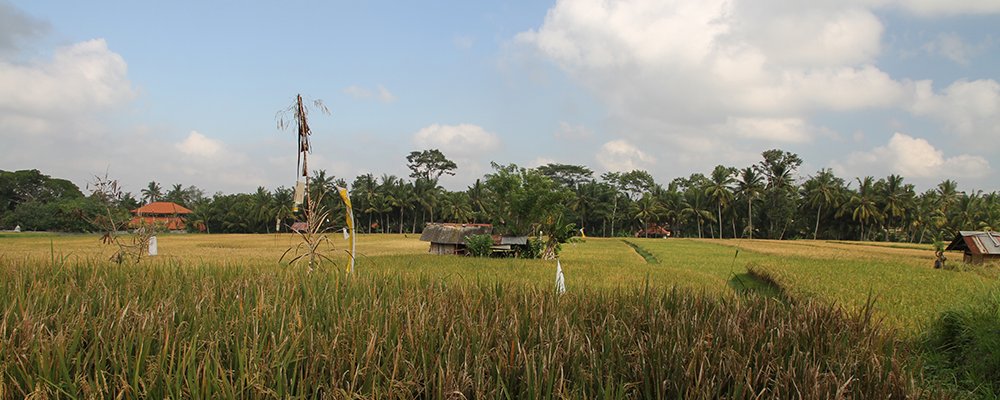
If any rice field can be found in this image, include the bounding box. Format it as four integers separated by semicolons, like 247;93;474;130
1;232;994;397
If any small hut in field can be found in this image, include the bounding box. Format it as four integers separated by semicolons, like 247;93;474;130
130;202;192;231
946;231;1000;264
419;223;531;256
419;223;493;255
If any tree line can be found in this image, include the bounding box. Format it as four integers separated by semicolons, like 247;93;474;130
2;148;997;243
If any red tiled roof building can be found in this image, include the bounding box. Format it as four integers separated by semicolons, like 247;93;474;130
130;202;193;231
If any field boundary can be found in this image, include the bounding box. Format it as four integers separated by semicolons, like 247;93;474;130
622;240;659;264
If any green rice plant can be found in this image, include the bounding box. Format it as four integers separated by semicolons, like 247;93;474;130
921;291;1000;397
0;256;949;398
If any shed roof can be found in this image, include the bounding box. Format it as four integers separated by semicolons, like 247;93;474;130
132;202;193;215
946;231;1000;255
419;223;492;244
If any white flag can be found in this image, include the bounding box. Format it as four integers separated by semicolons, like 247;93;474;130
148;236;158;256
342;227;350;240
555;259;566;294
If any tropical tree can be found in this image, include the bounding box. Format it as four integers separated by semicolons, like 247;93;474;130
842;176;881;241
736;166;764;239
141;181;162;204
804;169;841;240
704;165;736;238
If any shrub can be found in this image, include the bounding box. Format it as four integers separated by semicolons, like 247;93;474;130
465;234;493;257
922;291;1000;396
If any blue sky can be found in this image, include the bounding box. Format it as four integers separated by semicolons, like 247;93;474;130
1;0;998;196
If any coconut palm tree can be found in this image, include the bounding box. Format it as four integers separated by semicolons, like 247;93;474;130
704;165;735;238
805;169;839;240
736;167;764;239
844;177;881;241
141;181;162;204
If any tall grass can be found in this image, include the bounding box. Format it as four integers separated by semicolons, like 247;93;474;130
0;257;944;398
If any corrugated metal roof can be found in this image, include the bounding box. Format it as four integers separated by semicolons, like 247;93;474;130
946;231;1000;255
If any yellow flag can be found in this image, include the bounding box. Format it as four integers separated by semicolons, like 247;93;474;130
337;187;354;230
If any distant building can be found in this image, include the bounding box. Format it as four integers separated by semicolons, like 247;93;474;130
946;231;1000;264
419;223;493;255
635;223;672;238
130;202;193;231
290;222;309;233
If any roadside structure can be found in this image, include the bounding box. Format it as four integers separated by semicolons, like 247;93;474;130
945;230;1000;264
130;202;193;231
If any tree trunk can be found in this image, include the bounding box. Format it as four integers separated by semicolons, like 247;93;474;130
610;196;618;237
748;198;754;240
718;204;723;239
814;203;822;240
399;208;404;234
697;216;703;238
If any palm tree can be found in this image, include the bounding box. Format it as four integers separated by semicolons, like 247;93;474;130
634;194;664;237
164;183;187;206
141;181;162;204
805;169;839;240
736;167;764;239
704;165;735;239
844;177;881;241
681;189;715;238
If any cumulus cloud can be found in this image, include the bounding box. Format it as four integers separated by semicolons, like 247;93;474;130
413;123;500;155
0;39;134;121
343;84;396;103
923;32;979;64
596;140;655;172
725;117;812;143
176;130;223;157
910;79;1000;145
554;121;593;141
838;132;990;178
516;0;1000;184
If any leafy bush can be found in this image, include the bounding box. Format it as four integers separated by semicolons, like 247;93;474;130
465;234;493;257
922;291;1000;396
516;237;543;259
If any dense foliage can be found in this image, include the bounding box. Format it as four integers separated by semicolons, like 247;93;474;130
2;147;998;242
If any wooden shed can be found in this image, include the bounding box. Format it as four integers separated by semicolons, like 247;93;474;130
419;223;493;255
946;231;1000;264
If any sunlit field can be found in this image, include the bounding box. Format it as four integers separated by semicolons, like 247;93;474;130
1;232;995;397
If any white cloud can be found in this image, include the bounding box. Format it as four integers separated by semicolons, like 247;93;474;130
342;84;396;103
413;123;500;155
882;0;1000;16
838;132;990;178
725;117;812;143
910;79;1000;144
923;32;977;64
0;39;134;120
596;140;655;172
518;0;1000;184
554;121;593;141
176;130;223;157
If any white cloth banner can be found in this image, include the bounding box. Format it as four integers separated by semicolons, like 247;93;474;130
148;236;158;256
555;259;566;294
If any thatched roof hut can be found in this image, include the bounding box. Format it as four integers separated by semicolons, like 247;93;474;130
419;223;493;255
